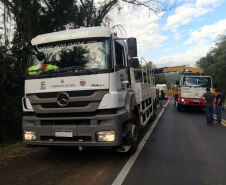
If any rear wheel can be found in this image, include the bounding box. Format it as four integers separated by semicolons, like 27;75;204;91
155;101;157;111
151;102;156;122
128;114;139;155
48;147;61;152
177;102;182;112
151;110;156;122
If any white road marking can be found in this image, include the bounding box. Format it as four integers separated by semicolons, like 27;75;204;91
112;100;170;185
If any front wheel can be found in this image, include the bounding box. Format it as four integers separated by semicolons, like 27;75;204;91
177;102;182;112
128;114;139;155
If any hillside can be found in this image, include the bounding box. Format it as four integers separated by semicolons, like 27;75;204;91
165;73;183;85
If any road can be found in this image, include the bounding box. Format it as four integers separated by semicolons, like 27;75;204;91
1;99;226;185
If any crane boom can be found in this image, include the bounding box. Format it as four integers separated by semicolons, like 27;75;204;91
162;66;204;74
154;65;204;74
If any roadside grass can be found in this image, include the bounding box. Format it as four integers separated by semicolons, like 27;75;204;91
0;141;43;168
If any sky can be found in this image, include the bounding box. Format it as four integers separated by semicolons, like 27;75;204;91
109;0;226;68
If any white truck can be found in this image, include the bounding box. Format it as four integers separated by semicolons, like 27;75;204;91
156;84;168;100
19;27;157;154
175;75;213;112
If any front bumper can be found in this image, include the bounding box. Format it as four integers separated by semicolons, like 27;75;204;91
178;98;205;106
22;109;128;147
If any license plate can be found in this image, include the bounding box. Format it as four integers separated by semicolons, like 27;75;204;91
55;130;73;137
193;100;200;102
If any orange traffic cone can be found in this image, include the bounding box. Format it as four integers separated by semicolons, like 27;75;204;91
167;96;169;101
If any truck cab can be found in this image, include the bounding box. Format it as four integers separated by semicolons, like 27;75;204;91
175;75;212;111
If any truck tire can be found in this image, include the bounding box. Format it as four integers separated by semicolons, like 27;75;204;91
177;103;182;112
128;114;139;155
155;101;157;111
48;147;61;152
151;101;157;121
150;108;156;122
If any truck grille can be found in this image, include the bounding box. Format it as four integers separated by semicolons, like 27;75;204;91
41;136;92;142
40;102;90;108
35;90;96;99
41;120;90;126
26;90;108;114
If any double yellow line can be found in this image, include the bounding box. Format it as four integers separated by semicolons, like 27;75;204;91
213;114;226;127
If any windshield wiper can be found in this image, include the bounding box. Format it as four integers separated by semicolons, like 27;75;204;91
28;69;58;77
59;66;97;74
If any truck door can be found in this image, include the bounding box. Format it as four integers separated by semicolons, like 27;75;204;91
115;41;128;107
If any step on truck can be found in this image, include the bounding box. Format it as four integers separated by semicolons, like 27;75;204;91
20;27;157;154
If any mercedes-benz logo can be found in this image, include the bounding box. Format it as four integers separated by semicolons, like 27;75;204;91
61;79;64;83
57;92;70;107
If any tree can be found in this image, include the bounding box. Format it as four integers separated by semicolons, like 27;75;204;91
196;35;226;95
155;74;167;84
165;73;183;84
78;0;174;27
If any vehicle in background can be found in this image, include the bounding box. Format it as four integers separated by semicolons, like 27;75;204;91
153;65;214;112
19;27;157;155
175;75;214;112
156;89;159;103
156;84;168;100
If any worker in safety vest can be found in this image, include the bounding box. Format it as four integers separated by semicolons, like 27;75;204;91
28;64;59;74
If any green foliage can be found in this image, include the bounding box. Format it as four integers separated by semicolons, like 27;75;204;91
165;73;183;84
155;74;167;84
196;35;226;94
155;73;182;89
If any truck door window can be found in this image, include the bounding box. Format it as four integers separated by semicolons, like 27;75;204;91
115;41;125;69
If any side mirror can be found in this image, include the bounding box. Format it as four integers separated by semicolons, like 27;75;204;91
176;80;179;86
127;38;137;57
19;41;29;52
130;58;139;68
213;82;218;88
21;51;28;77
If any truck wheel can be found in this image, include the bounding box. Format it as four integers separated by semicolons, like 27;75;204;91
155;101;157;111
151;102;156;122
177;103;182;112
48;147;60;152
128;114;139;155
151;110;156;122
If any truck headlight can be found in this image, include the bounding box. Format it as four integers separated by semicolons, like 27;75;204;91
96;131;115;142
182;99;184;102
24;130;37;141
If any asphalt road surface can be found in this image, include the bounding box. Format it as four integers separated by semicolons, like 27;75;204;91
1;99;226;185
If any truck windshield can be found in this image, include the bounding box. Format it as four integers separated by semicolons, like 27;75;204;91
27;37;111;75
157;86;167;90
183;77;211;87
